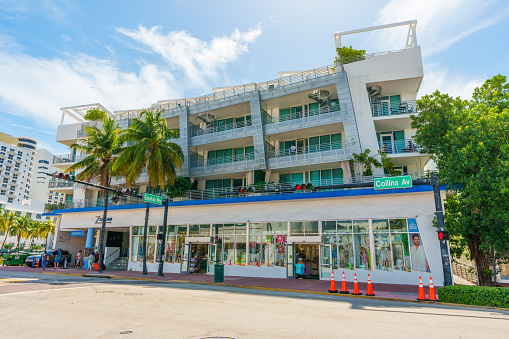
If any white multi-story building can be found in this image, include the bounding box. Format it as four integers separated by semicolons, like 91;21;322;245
46;21;452;285
31;149;68;205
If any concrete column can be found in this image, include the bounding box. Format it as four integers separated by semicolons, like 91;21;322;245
86;227;95;248
249;92;267;170
177;107;191;177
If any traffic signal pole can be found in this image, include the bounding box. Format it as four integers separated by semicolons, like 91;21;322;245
157;198;169;277
98;189;109;273
431;175;453;286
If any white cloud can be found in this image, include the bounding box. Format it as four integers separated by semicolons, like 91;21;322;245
116;25;262;88
373;0;509;56
419;63;484;99
0;50;180;127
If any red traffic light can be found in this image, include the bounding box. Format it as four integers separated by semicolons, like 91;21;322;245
438;231;450;241
295;184;301;190
56;172;64;179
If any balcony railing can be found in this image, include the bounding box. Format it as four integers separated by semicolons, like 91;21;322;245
379;139;420;154
190;120;253;137
267;140;343;158
371;100;417;117
192;152;256;168
53;154;74;164
60;171;438;209
265;104;342;124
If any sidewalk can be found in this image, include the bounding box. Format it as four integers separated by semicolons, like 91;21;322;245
1;265;431;302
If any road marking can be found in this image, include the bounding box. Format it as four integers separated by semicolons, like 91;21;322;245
0;285;104;297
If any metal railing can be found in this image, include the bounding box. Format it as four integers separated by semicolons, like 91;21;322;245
265;104;342;124
192;152;256;168
339;49;406;65
379;139;420;154
53;154;75;164
371;100;418;117
60;171;438;209
267;140;343;158
190;120;253;137
452;260;479;285
151;65;338;113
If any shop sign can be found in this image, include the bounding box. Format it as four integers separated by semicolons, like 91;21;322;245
95;216;112;224
143;193;163;205
70;231;85;236
374;175;413;190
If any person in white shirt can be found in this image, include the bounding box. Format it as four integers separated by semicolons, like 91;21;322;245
289;143;297;155
410;234;429;272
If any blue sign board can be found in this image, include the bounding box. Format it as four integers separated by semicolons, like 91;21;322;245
71;231;85;236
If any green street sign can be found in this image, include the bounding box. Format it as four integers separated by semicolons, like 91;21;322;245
374;175;413;190
143;193;163;205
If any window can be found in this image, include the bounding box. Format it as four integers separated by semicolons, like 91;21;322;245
12;174;17;179
1;146;5;151
290;221;319;236
131;226;157;262
26;212;32;218
214;223;248;266
17;151;22;156
164;225;187;263
248;222;287;267
3;178;7;183
0;191;5;196
7;198;13;203
38;166;48;170
8;155;13;160
36;214;42;219
10;186;15;191
39;160;49;164
5;166;10;171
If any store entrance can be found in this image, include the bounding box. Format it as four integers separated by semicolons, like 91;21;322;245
189;243;208;274
294;244;320;279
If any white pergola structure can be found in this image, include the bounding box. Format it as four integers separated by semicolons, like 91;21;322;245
334;20;417;50
60;103;113;124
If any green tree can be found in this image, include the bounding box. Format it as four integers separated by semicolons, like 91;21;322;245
37;218;55;248
334;46;366;65
165;177;192;198
0;209;18;249
84;108;107;122
11;215;31;253
114;109;183;275
67;117;123;196
351;149;382;176
411;75;509;286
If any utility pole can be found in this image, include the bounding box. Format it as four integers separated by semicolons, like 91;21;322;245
98;189;109;273
430;175;453;286
157;198;169;276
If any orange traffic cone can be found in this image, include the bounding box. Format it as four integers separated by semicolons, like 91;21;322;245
339;271;349;294
352;273;362;295
417;276;428;301
428;277;437;301
366;274;375;296
328;270;338;293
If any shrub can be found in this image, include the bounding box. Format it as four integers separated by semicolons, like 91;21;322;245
437;285;509;308
334;46;366;64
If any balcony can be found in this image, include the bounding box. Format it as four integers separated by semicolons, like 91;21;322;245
371;100;417;117
190;120;253;137
53;154;75;164
10;180;18;185
379;139;420;154
189;152;262;176
65;196;144;209
266;140;350;170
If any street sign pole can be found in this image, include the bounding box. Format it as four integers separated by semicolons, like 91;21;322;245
157;198;169;277
98;189;109;274
431;175;453;286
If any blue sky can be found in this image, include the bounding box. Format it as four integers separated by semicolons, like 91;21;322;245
0;0;508;154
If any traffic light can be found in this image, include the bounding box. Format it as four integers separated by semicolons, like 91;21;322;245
438;230;450;241
157;233;163;240
122;188;133;195
54;172;75;181
295;183;314;191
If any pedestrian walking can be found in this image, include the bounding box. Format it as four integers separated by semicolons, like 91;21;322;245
41;250;48;270
87;252;95;271
54;249;62;269
75;250;82;268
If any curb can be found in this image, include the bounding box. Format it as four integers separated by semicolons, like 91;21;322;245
36;271;509;311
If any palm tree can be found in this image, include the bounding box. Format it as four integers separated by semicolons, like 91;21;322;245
27;219;42;250
68;116;123;196
114;109;183;275
11;214;31;253
0;209;18;249
37;219;55;249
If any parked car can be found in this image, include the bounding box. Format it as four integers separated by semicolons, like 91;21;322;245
25;250;72;267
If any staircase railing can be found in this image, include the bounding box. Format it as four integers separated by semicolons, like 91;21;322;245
452;261;479;285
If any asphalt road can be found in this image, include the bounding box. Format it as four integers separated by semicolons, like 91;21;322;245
1;270;508;339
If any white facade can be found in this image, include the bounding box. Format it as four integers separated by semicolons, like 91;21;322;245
47;22;452;285
30;148;67;205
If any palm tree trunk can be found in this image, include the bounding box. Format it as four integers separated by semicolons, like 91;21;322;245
1;232;8;249
17;234;21;253
142;183;151;275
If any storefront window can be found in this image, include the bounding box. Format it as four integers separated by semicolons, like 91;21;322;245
408;219;430;272
248;222;288;267
353;220;370;270
290;221;318;235
165;225;186;263
215;223;247;266
374;219;392;271
131;226;157;262
189;224;211;237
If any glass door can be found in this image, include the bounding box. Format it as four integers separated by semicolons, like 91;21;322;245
319;244;332;279
380;133;393;154
208;244;217;273
180;243;190;273
286;243;295;279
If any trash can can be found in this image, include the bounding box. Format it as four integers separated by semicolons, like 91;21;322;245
214;263;224;283
2;253;29;266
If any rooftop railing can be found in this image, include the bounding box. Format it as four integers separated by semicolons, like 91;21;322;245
53;154;74;164
151;65;338;113
379;139;421;154
371;100;417;117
